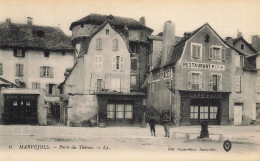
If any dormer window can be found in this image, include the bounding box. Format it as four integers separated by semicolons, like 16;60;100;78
241;44;244;50
44;51;50;57
14;49;25;57
35;30;45;38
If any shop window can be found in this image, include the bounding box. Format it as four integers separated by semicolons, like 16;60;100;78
14;49;25;57
190;106;198;119
191;43;202;59
131;58;138;70
200;106;209;119
210;106;218;119
13;101;17;106
16;64;24;76
94;55;103;70
130;75;137;86
107;104;115;119
113;39;119;51
21;101;24;105
32;82;41;89
40;66;53;78
209;73;222;91
0;63;3;75
235;76;242;93
209;46;225;60
188;72;205;90
116;104;124;119
26;101;30;106
112;56;124;70
257;77;260;93
125;104;133;119
96;38;102;50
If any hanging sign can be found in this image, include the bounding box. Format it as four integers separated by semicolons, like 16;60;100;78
151;69;172;81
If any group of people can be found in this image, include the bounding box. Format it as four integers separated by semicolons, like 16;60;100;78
148;114;171;137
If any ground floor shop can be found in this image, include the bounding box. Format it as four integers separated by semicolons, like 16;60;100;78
179;91;230;125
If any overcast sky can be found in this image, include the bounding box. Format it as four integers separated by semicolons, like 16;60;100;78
1;0;259;42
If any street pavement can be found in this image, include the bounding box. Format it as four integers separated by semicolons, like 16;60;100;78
0;125;259;161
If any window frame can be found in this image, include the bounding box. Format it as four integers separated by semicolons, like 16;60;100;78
16;64;24;77
130;74;137;86
32;82;41;89
191;43;202;60
131;57;138;70
94;55;103;70
235;75;242;93
112;56;124;70
209;73;222;91
188;71;205;91
209;45;225;61
96;38;102;50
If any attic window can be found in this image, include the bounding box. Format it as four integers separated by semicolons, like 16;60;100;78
241;44;244;50
35;30;45;38
205;35;210;43
106;29;109;35
81;24;84;28
44;51;50;57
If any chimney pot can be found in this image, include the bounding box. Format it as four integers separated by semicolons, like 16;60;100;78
27;17;33;25
6;17;11;23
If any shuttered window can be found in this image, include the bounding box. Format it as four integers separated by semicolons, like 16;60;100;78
14;49;25;57
40;66;53;78
94;55;103;70
32;82;41;89
96;38;102;50
188;72;205;90
16;64;24;76
113;39;119;51
0;63;3;75
191;43;202;59
209;73;222;91
209;46;225;60
235;76;242;93
257;77;260;93
46;84;60;96
112;56;124;70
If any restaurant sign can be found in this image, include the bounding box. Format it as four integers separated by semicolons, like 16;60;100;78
151;69;172;81
182;62;225;71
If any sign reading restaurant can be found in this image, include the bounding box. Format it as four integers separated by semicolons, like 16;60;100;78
182;62;225;71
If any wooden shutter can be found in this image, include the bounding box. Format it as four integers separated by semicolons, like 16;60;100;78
120;56;124;70
252;103;256;120
235;76;240;92
209;74;213;91
0;64;2;75
112;56;116;70
116;39;119;51
45;84;49;95
113;39;116;51
96;38;99;50
50;67;54;78
100;38;102;50
209;47;213;59
32;82;36;89
187;72;192;89
40;66;44;77
192;45;196;58
37;83;41;89
20;64;24;76
202;46;206;59
16;64;19;76
100;56;103;70
221;48;225;60
217;74;222;91
200;74;205;90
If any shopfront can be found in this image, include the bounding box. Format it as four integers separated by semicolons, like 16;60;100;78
179;91;230;125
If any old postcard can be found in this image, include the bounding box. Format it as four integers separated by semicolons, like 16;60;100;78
0;0;260;160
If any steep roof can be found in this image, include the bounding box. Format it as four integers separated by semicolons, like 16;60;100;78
233;37;258;53
0;22;73;51
70;14;153;32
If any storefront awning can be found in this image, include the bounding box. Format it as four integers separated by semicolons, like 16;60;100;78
1;88;40;95
95;91;146;96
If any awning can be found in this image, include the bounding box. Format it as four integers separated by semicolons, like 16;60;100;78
95;91;146;96
44;96;60;102
1;88;40;95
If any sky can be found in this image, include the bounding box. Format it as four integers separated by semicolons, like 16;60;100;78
0;0;260;42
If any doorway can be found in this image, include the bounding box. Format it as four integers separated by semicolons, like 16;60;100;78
234;103;243;125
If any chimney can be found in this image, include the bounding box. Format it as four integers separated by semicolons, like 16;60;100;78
6;17;11;24
27;17;33;25
226;37;234;46
139;17;145;25
161;21;175;66
252;35;260;52
123;25;129;40
237;31;243;38
184;32;192;37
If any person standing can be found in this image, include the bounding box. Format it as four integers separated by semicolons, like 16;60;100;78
148;115;156;137
162;114;170;137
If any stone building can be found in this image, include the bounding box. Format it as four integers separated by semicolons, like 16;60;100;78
69;14;153;92
0;17;74;124
59;22;146;126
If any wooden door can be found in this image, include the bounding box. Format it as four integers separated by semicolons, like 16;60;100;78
234;106;242;125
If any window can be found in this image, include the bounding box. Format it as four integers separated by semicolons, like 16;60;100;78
14;49;25;57
125;104;133;119
235;76;242;93
210;106;218;119
112;56;124;70
32;82;41;89
191;43;202;59
240;56;244;67
130;75;137;86
131;58;138;70
40;66;53;78
190;106;198;119
130;42;140;53
13;101;17;106
241;44;244;50
97;79;102;92
46;84;59;96
16;64;24;76
26;101;31;106
205;35;210;43
96;38;102;50
188;72;205;90
106;29;109;35
113;39;119;51
107;104;115;119
209;73;222;91
257;77;260;93
48;84;55;95
116;104;124;118
94;55;103;70
44;51;50;57
151;83;154;92
0;63;3;75
111;78;120;91
209;46;225;60
200;106;209;119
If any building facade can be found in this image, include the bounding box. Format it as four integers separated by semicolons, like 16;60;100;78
0;17;74;124
60;22;146;126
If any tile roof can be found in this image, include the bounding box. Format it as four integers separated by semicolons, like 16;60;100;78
0;22;73;51
233;37;258;53
70;14;153;32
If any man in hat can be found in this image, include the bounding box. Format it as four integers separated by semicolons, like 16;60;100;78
148;114;156;136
